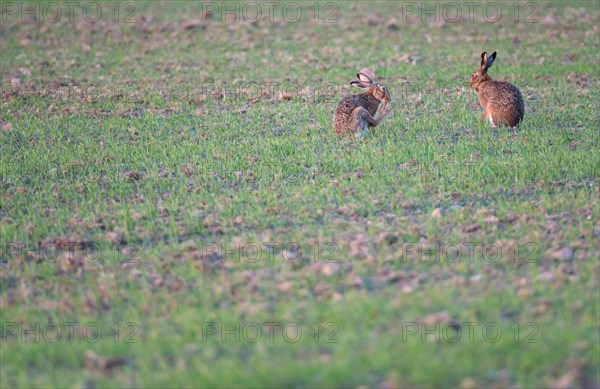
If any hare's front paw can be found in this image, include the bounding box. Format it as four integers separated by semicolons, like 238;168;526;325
381;103;392;115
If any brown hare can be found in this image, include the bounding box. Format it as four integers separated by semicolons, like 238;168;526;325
470;51;524;127
333;71;391;138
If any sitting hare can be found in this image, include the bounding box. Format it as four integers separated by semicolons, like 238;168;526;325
470;51;524;127
333;71;391;137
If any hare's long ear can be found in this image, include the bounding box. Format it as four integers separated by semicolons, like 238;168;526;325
357;72;373;84
481;51;497;73
350;80;371;89
480;52;487;69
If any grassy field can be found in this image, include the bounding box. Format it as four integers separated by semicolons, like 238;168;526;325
1;1;599;387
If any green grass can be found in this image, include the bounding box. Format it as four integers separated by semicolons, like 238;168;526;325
1;1;599;387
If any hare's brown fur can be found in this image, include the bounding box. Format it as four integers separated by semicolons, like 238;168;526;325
333;73;391;136
471;51;524;127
